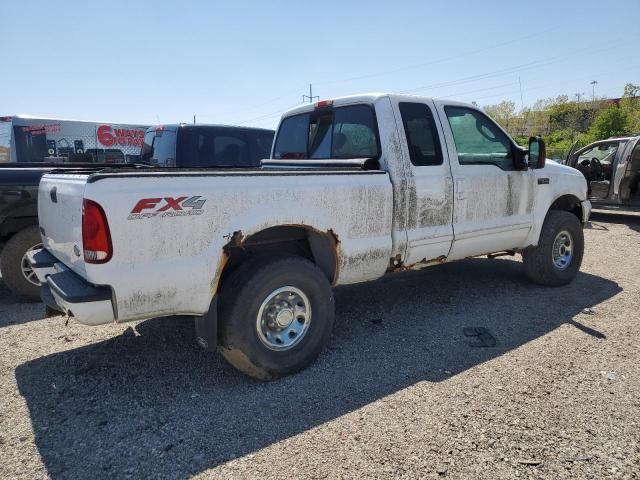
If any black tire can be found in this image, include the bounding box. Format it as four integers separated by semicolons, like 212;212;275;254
219;256;334;380
522;210;584;286
0;226;42;300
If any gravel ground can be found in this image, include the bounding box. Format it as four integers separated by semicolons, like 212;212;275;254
0;211;639;479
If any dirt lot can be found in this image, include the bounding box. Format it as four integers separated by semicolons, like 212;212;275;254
0;211;639;479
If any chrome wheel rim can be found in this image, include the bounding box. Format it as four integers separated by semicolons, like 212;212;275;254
256;286;311;351
552;230;573;270
21;243;42;287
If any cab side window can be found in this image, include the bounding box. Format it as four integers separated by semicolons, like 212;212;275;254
399;102;443;166
445;106;514;170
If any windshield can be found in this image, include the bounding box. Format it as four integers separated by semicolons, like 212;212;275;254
577;142;620;165
0;122;10;162
273;105;379;160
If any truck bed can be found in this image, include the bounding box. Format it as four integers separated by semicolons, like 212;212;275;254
38;164;393;323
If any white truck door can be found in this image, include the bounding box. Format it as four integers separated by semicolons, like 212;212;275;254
392;99;454;265
434;102;535;260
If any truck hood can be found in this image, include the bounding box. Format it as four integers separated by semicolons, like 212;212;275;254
543;159;588;200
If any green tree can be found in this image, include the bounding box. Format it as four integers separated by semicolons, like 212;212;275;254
620;83;640;133
622;83;640;97
587;107;628;139
483;101;517;133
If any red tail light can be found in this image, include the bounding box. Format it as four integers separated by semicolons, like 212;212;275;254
82;199;112;263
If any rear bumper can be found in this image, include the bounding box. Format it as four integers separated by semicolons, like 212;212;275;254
28;249;115;325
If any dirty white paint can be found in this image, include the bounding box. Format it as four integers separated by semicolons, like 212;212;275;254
524;160;589;247
38;93;590;326
40;169;394;323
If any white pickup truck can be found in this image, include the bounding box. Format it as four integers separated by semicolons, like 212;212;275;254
30;94;591;379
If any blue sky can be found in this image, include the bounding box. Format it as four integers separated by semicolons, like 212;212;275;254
1;0;639;129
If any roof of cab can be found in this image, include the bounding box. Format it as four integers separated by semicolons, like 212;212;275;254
283;93;395;117
280;92;474;119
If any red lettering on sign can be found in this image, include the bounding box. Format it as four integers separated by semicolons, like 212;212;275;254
97;125;146;147
97;125;115;146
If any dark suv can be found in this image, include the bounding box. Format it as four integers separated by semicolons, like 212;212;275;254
140;124;274;168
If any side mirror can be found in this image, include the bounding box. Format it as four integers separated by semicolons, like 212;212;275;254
528;136;546;169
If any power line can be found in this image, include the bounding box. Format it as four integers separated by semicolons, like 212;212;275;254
400;39;623;96
236;66;639;129
314;26;561;86
439;81;520;99
454;64;640;105
216;24;566;121
234;102;304;125
232;38;628;127
212;86;306;119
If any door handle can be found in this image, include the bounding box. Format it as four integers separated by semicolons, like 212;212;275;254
455;179;464;200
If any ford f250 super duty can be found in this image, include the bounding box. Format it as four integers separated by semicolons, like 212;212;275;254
29;94;591;379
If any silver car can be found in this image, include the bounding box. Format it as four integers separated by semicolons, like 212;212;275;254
566;136;640;210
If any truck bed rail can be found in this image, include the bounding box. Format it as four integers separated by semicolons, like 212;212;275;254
261;158;380;170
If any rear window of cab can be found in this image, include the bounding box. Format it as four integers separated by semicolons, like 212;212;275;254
274;104;380;160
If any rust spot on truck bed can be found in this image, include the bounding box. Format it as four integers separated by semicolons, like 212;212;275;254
210;230;244;294
222;230;244;250
211;225;342;293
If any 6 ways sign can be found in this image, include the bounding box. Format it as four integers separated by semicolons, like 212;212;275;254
97;125;145;147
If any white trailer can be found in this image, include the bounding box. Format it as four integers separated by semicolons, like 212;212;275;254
0;115;148;164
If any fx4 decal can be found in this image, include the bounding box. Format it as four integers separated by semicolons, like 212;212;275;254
128;196;207;220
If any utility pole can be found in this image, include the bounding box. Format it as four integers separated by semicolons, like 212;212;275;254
193;115;196;125
590;80;598;102
518;76;524;112
302;84;319;104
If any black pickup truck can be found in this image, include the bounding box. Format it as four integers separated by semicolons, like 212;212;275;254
0;164;152;300
0;124;274;300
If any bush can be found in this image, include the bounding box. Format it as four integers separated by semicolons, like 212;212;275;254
588;107;628;139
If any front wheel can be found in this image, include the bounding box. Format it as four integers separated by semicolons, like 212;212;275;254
219;256;335;380
522;210;584;286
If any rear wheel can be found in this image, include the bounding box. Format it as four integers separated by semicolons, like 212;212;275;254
219;256;334;380
522;210;584;286
0;226;42;300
